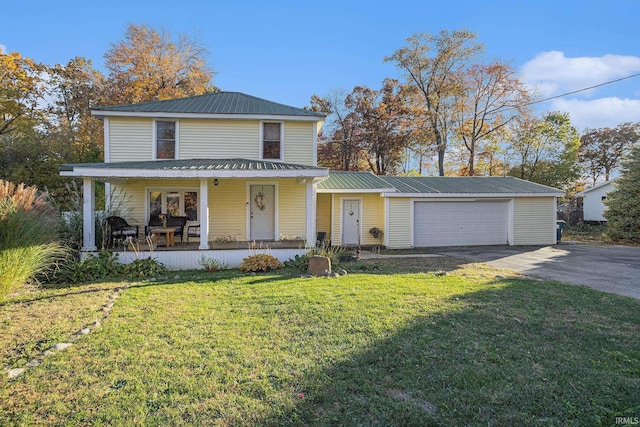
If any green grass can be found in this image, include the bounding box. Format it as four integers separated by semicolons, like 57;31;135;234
1;264;639;426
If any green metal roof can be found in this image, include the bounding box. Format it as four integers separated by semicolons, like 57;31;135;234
60;158;326;172
316;171;396;191
91;91;325;118
379;176;564;195
316;171;563;195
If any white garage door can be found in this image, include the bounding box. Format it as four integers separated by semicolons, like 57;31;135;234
414;201;509;247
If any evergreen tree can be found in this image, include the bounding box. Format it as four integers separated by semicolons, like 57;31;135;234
604;145;640;241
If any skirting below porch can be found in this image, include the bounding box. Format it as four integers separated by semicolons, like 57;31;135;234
109;248;307;270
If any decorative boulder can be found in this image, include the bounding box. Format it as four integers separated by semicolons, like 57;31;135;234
307;256;331;276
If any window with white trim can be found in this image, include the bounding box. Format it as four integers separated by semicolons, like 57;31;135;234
156;120;176;159
148;189;198;220
262;122;282;160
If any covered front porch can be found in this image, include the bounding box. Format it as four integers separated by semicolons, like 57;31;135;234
60;159;328;268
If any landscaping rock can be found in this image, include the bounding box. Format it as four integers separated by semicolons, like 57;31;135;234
78;328;90;335
174;275;181;280
27;359;41;368
307;256;331;276
92;321;101;328
329;272;340;278
7;368;25;379
337;269;348;276
52;343;72;351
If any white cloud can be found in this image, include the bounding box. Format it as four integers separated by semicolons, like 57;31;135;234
0;44;6;54
551;97;640;131
522;51;640;97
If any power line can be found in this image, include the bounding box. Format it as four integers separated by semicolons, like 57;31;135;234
521;72;640;108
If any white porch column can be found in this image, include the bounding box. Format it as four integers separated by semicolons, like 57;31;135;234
82;177;97;251
199;178;210;249
305;179;316;247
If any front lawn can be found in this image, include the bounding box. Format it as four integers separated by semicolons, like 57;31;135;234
1;261;639;426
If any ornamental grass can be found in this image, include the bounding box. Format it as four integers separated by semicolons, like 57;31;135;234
0;180;66;299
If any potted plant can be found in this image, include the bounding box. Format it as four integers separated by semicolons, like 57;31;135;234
198;255;225;272
369;227;383;238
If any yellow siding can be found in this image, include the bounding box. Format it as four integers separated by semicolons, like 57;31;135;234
110;178;306;243
210;179;247;240
109;118;153;162
316;193;332;239
284;122;314;165
180;119;259;159
387;198;412;249
513;197;556;245
277;179;307;238
331;193;385;246
108;118;316;163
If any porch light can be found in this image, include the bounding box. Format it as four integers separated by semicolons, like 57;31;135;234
214;179;219;186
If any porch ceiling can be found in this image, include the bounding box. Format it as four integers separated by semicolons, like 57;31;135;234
59;158;329;179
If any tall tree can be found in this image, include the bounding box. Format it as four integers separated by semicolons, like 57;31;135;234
0;52;45;136
345;79;411;175
604;145;640;241
579;122;640;185
453;60;530;175
508;111;581;190
47;57;105;162
310;90;363;171
104;23;216;104
385;29;482;176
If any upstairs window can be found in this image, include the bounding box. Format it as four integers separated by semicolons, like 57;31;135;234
262;122;282;160
156;120;176;159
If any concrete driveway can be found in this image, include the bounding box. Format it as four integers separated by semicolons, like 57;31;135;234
432;243;640;299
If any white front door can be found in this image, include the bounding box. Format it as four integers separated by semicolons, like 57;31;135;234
250;185;275;240
342;199;360;245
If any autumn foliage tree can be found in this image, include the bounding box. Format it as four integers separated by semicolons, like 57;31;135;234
579;123;640;185
310;90;363;171
104;23;216;104
0;52;45;136
508;112;581;190
453;60;530;175
385;29;482;176
47;57;105;162
345;79;411;175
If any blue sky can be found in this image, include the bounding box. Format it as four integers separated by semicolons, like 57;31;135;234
2;0;640;131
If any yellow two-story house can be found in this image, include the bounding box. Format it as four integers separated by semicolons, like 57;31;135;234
61;91;564;269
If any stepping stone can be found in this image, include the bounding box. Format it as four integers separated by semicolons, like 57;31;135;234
52;343;72;351
7;368;25;379
27;359;41;368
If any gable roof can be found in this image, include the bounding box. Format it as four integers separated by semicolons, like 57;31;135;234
317;171;564;197
91;91;325;120
575;178;617;196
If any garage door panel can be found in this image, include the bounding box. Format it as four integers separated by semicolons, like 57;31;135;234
414;201;508;247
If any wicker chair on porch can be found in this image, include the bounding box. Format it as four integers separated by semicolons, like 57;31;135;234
186;222;201;244
106;216;139;248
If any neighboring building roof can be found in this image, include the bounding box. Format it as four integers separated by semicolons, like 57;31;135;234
575;178;617;196
316;171;396;192
60;159;328;179
317;171;564;196
91;91;325;119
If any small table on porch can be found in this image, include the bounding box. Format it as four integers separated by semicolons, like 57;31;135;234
151;228;176;247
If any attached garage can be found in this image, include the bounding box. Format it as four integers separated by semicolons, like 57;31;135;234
414;200;509;247
317;172;565;249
